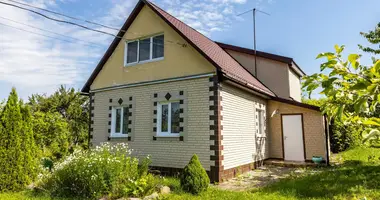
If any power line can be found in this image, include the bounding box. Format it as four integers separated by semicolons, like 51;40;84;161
0;1;187;47
0;16;103;47
0;1;118;37
6;0;121;31
4;0;186;45
0;21;104;47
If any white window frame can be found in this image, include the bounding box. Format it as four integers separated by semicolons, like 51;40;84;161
124;34;164;67
256;108;265;137
111;106;129;138
157;101;180;137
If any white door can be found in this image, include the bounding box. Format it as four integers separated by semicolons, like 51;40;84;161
282;115;304;161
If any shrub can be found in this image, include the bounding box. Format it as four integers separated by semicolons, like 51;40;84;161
39;143;154;199
180;154;209;194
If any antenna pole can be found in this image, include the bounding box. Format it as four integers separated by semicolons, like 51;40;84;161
253;8;257;77
237;8;269;78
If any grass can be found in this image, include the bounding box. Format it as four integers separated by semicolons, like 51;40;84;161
161;147;380;200
2;147;380;200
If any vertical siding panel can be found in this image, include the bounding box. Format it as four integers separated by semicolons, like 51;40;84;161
221;83;268;170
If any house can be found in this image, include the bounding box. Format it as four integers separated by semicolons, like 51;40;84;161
81;0;330;182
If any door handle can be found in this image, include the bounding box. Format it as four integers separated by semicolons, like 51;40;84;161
284;136;288;140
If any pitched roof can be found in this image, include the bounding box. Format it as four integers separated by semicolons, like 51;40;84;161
216;42;306;77
82;0;275;97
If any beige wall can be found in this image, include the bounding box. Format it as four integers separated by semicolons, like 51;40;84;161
91;77;213;170
221;83;269;170
288;68;302;102
267;100;326;160
91;5;215;90
225;49;290;99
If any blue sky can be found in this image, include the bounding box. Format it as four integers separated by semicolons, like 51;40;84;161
0;0;379;100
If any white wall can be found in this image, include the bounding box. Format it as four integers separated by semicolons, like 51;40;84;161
221;83;269;170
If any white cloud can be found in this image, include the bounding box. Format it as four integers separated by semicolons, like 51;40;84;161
153;0;249;36
0;0;137;99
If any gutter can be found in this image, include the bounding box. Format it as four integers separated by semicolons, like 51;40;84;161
324;114;330;166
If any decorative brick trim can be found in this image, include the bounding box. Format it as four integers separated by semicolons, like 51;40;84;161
152;91;186;141
108;96;134;141
221;162;262;181
209;75;223;183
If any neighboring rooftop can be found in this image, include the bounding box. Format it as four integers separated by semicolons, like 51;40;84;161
216;42;306;77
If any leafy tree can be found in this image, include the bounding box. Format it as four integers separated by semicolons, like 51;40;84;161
29;86;89;150
0;88;38;191
358;22;380;56
302;98;363;152
303;44;380;145
33;111;70;160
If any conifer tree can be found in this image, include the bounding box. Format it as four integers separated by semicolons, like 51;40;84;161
0;88;38;191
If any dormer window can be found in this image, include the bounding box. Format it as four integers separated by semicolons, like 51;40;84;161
125;34;164;66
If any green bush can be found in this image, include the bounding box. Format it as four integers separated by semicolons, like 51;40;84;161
330;120;363;153
180;154;209;194
39;143;155;199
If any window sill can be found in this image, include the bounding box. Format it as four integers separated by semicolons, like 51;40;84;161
125;57;164;67
108;135;131;141
156;134;180;138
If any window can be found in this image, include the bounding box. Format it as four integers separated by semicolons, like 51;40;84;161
111;107;129;137
157;101;180;137
125;34;164;65
257;109;265;136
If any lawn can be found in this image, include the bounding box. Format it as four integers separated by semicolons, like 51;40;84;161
2;147;380;200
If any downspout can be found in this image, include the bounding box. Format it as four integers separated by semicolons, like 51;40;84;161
323;114;330;166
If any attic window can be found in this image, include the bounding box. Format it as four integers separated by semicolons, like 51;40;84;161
125;34;164;66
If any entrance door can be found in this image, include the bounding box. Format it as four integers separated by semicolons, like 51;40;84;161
282;114;305;161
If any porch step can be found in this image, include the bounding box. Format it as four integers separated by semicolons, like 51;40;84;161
264;159;319;168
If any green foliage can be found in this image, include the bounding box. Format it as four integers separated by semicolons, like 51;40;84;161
0;88;39;191
302;38;380;145
32;112;70;160
180;154;210;194
39;143;153;199
29;86;89;150
358;22;380;55
303;98;363;152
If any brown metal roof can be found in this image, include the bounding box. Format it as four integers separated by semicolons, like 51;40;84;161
216;42;306;77
82;0;275;96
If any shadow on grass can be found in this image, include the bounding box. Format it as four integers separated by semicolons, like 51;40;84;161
253;161;380;199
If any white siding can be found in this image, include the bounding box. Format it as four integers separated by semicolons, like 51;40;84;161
221;83;269;170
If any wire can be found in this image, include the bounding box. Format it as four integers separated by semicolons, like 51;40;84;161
0;16;103;47
0;1;118;37
3;0;187;45
6;0;121;31
0;21;103;47
0;1;186;47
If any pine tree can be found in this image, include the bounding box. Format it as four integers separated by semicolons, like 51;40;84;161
0;88;38;191
20;103;38;183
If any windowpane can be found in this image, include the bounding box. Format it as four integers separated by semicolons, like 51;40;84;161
171;102;180;133
122;107;129;134
161;104;168;132
153;35;164;59
258;110;263;135
127;41;138;63
115;108;121;133
139;38;151;61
